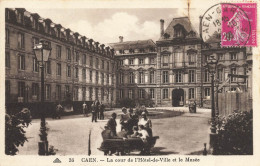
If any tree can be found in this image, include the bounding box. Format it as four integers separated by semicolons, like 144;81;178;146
5;108;32;155
214;110;253;155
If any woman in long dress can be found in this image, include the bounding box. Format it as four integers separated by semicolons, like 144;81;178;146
138;112;152;137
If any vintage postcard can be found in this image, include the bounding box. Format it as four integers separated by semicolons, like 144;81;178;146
0;0;259;165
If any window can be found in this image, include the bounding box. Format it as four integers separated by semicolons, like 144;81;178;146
139;71;144;84
18;81;25;98
204;88;210;97
101;73;104;85
45;61;51;74
189;54;195;65
119;60;123;66
95;88;98;100
74;86;78;101
217;69;223;81
174;28;182;37
32;37;39;46
75;67;78;78
129;72;134;84
90;56;93;67
176;71;182;83
150;57;155;64
96;58;99;68
5;52;10;68
96;71;99;83
82;68;86;79
119;89;124;99
111;89;114;101
33;58;39;72
56;85;61;101
163;89;168;99
217;53;224;60
65;85;70;95
102;60;104;69
128;89;133;99
75;51;79;62
45;84;51;100
163;71;168;83
5;28;9;45
129;59;134;65
175;52;183;67
82;54;86;65
107;62;110;71
139;59;144;65
17;12;23;23
56;45;61;59
90;70;92;82
150;89;155;99
67;48;71;60
162;55;169;66
82;87;86;101
67;65;71;77
107;74;109;84
89;87;93;100
112;75;114;85
189;88;195;99
18;54;25;70
5;80;11;102
56;63;61;75
188;70;195;83
101;88;104;101
230;52;237;60
18;33;25;49
138;89;145;99
231;68;237;82
32;83;39;100
119;73;124;84
150;71;155;83
204;70;210;82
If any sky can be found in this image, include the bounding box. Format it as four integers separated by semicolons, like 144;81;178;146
27;8;201;45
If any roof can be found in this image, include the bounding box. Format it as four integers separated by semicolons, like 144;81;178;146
158;17;199;41
109;39;156;50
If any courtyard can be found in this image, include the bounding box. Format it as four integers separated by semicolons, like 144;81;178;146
18;107;210;155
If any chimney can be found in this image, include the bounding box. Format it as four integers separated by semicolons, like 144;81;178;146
119;36;123;42
160;19;164;37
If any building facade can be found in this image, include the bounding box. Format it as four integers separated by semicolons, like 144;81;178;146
109;37;157;106
5;8;117;105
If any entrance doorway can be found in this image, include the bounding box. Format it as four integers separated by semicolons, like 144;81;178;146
172;89;184;107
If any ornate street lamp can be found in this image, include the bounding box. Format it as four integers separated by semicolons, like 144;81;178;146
205;55;218;154
33;40;52;155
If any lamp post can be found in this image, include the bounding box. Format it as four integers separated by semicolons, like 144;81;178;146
205;55;218;154
33;40;51;155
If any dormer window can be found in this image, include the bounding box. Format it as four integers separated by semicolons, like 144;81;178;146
17;12;23;24
174;24;184;38
33;19;37;29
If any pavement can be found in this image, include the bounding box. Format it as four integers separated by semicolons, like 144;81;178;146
18;107;210;155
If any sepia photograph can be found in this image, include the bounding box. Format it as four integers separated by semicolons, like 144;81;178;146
1;0;259;165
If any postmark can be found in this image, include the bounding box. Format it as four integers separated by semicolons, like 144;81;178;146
201;3;257;47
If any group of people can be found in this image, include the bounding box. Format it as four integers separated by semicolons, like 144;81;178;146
90;100;105;122
103;107;153;154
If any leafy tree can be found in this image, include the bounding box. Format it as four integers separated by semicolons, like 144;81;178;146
5;108;32;155
214;110;253;155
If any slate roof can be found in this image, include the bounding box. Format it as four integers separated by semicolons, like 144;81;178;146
109;39;156;51
158;17;199;41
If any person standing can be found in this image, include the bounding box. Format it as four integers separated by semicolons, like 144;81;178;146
55;103;63;119
82;102;87;117
100;102;105;120
120;107;130;131
91;102;97;122
96;100;100;120
107;113;117;136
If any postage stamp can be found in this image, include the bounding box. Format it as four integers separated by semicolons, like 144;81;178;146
221;3;257;47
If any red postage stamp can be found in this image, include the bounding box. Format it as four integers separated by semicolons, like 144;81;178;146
221;3;257;47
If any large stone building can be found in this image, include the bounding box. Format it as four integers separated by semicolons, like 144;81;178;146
112;17;252;108
5;8;117;105
109;37;157;106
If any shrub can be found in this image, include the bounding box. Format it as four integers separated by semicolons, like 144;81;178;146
5;108;32;155
214;110;253;155
119;98;136;108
